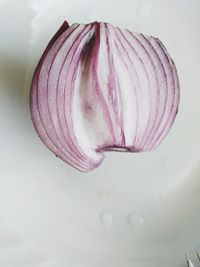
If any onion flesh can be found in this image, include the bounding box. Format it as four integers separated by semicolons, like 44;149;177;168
30;21;180;172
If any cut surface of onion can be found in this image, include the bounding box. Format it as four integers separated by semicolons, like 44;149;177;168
30;21;180;172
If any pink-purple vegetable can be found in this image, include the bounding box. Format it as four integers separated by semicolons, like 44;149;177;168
30;21;180;172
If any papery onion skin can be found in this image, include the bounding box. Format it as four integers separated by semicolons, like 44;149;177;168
30;21;180;172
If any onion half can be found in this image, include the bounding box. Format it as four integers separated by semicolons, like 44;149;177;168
30;21;180;172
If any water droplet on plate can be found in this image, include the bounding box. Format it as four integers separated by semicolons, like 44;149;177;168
128;213;144;227
100;211;112;228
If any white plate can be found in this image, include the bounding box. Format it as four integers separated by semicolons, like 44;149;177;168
0;0;200;266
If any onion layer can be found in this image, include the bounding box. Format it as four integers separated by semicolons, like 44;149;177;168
30;21;180;172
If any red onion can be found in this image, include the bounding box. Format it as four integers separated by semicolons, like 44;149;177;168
30;21;180;172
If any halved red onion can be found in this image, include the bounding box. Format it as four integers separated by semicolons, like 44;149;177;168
30;21;180;172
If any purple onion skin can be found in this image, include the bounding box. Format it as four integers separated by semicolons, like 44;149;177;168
30;21;180;172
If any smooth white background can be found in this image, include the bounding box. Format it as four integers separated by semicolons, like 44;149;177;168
0;0;200;266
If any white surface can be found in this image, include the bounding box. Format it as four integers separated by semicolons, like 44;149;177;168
0;0;200;266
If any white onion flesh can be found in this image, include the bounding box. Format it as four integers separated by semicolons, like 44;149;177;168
30;21;180;172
